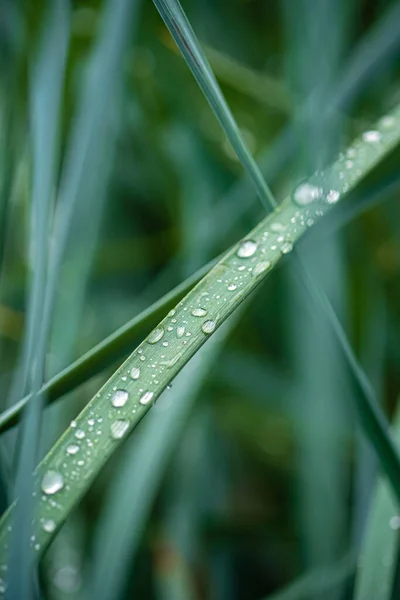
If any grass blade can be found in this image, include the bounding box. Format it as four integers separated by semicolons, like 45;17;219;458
89;319;236;600
353;405;400;600
152;0;277;211
0;106;399;575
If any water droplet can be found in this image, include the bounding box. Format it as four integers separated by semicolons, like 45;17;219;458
252;260;271;277
191;308;207;317
389;515;400;530
237;240;257;258
110;419;130;440
168;309;176;317
381;115;395;128
112;389;129;407
202;320;216;334
70;420;77;428
281;242;293;254
227;283;237;291
177;325;185;337
140;391;154;405
363;130;381;143
75;429;85;440
270;222;286;232
293;183;323;206
325;189;340;204
43;519;56;533
130;366;140;380
41;470;64;495
66;444;80;455
147;327;164;344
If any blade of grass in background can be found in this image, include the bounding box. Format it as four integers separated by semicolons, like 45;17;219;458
6;3;70;599
0;106;399;575
283;2;350;597
152;0;277;211
89;320;238;600
354;404;400;600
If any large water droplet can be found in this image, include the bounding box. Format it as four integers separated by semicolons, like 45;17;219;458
66;444;80;455
363;130;381;143
41;470;64;495
202;320;216;334
75;429;85;440
112;389;129;407
110;419;130;440
293;183;323;206
281;242;293;254
237;240;257;258
176;325;185;338
191;308;207;317
130;366;140;380
227;283;237;291
252;260;271;277
43;519;56;533
140;391;154;405
147;327;164;344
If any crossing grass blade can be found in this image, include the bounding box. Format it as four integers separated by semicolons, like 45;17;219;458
152;0;277;211
0;104;399;578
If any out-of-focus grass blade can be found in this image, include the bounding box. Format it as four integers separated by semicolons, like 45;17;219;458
152;0;277;211
354;404;400;600
204;45;292;113
6;3;70;599
48;0;140;378
89;319;236;600
262;553;355;600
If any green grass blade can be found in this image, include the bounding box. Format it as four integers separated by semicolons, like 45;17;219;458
6;3;70;598
0;255;218;434
353;405;400;600
0;106;399;576
262;553;355;600
89;319;236;600
152;0;277;211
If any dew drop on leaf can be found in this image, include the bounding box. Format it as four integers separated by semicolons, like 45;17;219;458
191;308;207;317
147;327;164;344
130;366;140;380
110;419;130;440
293;182;323;206
111;389;129;407
42;519;56;533
41;470;64;495
66;444;80;455
237;240;257;258
139;391;154;405
202;320;216;334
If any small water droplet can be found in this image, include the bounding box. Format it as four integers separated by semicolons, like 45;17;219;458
363;130;381;143
202;320;216;334
293;183;323;206
252;261;271;277
227;283;237;291
110;419;130;440
112;389;129;407
381;115;395;128
70;420;77;428
43;519;56;533
176;325;185;337
147;327;164;344
191;308;207;317
130;366;140;380
281;242;293;254
66;444;80;455
140;391;154;405
167;309;176;317
237;240;257;258
325;189;340;204
41;470;64;495
75;429;85;440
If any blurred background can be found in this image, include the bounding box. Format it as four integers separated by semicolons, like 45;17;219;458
1;0;400;598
